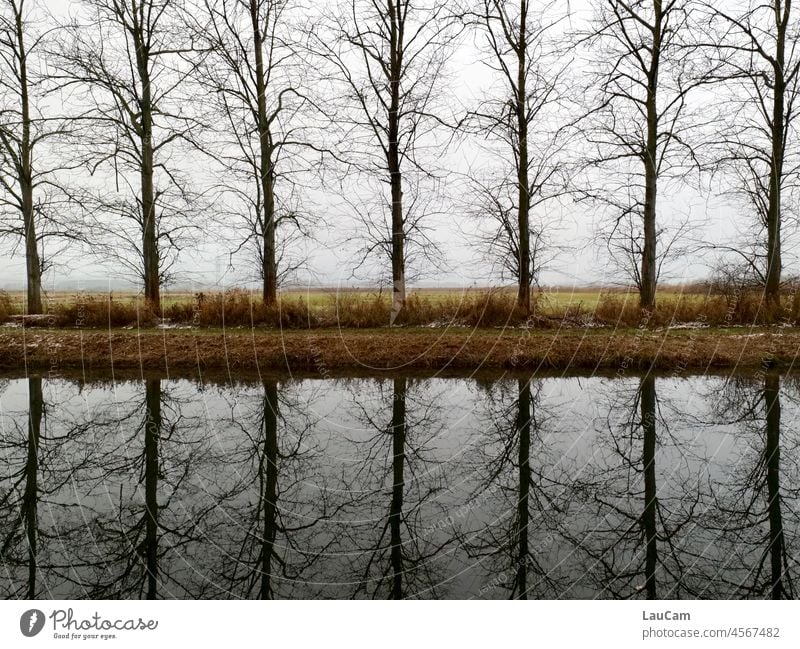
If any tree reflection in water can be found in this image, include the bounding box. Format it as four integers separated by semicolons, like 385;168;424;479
0;372;799;599
462;377;568;599
337;377;463;599
700;373;800;599
212;379;340;599
535;375;710;599
0;377;100;598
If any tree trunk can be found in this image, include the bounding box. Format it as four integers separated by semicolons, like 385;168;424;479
17;7;41;315
640;1;662;312
515;378;531;599
388;2;405;325
516;0;531;314
23;377;42;599
641;374;658;599
251;0;278;306
144;379;161;600
764;374;786;599
262;176;277;306
141;120;159;309
259;380;279;599
22;187;40;314
135;24;160;310
389;377;406;599
389;161;405;325
765;5;787;313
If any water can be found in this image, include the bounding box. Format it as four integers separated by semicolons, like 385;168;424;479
0;372;797;600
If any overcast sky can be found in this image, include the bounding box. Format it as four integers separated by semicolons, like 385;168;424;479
0;0;768;292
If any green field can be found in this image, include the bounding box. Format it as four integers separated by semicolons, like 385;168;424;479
3;285;690;311
2;283;774;330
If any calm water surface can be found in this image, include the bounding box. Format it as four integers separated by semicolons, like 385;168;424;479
0;373;797;599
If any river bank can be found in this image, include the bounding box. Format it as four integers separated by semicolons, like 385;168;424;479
1;326;797;374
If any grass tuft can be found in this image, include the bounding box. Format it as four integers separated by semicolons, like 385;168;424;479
0;291;12;323
53;295;157;328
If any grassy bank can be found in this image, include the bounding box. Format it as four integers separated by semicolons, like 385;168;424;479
3;327;799;373
1;285;798;329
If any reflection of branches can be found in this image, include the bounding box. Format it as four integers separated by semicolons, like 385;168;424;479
463;377;568;599
5;373;799;601
338;377;459;599
554;376;709;599
213;380;344;599
0;378;41;598
0;377;102;598
40;380;228;599
699;374;799;599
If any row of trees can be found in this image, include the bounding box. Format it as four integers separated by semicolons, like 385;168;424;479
0;0;798;318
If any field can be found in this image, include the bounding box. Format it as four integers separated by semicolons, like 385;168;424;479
3;285;610;306
1;284;768;330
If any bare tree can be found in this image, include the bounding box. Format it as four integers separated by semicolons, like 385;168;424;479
311;0;457;324
463;0;570;313
0;0;40;313
699;1;800;312
51;0;203;309
603;205;699;291
577;0;701;311
0;0;78;314
190;0;322;305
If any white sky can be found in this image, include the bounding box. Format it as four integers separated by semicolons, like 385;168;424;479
0;0;763;292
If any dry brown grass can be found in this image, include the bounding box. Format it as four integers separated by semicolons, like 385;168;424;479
396;291;533;327
163;289;316;328
160;288;534;328
0;291;11;323
167;288;800;328
325;291;388;327
52;295;157;328
3;286;800;329
588;291;788;327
